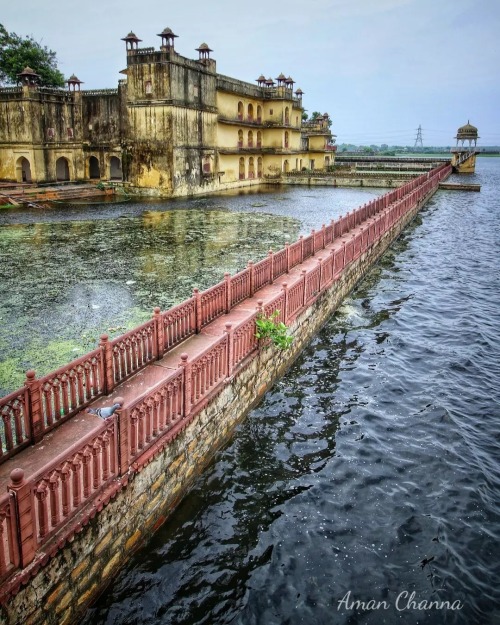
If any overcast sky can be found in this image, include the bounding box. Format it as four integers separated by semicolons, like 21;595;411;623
3;0;499;146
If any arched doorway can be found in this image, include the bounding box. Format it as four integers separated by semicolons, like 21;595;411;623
110;157;122;180
16;157;32;183
248;157;255;179
237;101;243;121
239;157;245;180
56;157;70;181
257;105;262;123
238;129;243;148
257;131;262;148
283;159;289;173
248;103;253;122
248;130;253;148
89;156;100;179
284;131;289;148
285;107;290;125
257;157;263;178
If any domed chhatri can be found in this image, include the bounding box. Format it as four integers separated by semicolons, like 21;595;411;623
452;120;479;173
455;120;479;148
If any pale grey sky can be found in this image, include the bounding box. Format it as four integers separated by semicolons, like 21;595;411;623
2;0;499;145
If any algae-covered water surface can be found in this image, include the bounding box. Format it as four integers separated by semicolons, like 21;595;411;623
0;185;382;394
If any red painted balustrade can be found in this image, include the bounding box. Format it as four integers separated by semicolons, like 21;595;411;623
0;164;452;466
119;368;184;468
0;164;452;591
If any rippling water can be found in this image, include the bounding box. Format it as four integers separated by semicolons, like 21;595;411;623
80;159;500;625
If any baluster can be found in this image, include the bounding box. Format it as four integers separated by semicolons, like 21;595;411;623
35;481;49;538
48;471;60;528
225;323;234;378
72;454;82;508
92;440;101;489
82;447;92;498
101;434;110;481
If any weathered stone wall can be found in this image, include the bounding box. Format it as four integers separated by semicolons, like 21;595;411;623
281;175;408;188
0;188;437;625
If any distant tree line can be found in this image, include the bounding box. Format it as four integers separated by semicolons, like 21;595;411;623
0;23;64;87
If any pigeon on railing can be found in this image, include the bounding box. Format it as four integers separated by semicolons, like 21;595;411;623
86;403;121;420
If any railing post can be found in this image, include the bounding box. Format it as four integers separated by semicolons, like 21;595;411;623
8;469;36;568
248;261;254;296
285;242;290;273
193;288;202;333
256;299;264;316
282;284;289;323
224;273;232;313
225;323;234;378
25;370;43;444
153;307;164;359
299;235;304;262
180;353;192;417
322;224;326;249
311;230;315;255
99;334;115;395
268;249;274;283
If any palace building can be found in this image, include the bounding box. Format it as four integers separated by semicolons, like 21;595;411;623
0;29;336;197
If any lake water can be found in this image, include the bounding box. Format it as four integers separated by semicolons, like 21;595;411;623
2;161;499;624
0;185;381;394
79;159;500;625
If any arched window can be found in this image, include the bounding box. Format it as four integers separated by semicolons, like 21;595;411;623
16;156;32;183
248;157;255;179
145;80;152;95
248;103;254;122
56;157;70;181
284;131;289;149
285;107;290;125
257;131;262;148
257;157;263;178
89;156;100;179
238;129;243;148
283;159;289;173
248;130;253;148
238;101;244;121
110;156;122;180
257;105;262;123
239;157;245;180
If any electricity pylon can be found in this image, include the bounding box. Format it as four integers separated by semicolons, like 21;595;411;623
414;125;424;150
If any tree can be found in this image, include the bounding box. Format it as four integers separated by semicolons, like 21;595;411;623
0;24;65;87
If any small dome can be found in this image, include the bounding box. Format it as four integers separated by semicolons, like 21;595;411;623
196;42;212;51
158;27;178;37
122;31;142;42
276;72;287;81
256;74;266;82
457;121;478;134
19;66;38;75
68;74;82;83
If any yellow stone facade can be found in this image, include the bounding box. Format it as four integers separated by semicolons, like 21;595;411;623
0;30;335;197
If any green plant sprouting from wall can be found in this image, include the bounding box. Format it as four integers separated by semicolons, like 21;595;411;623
255;311;293;350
